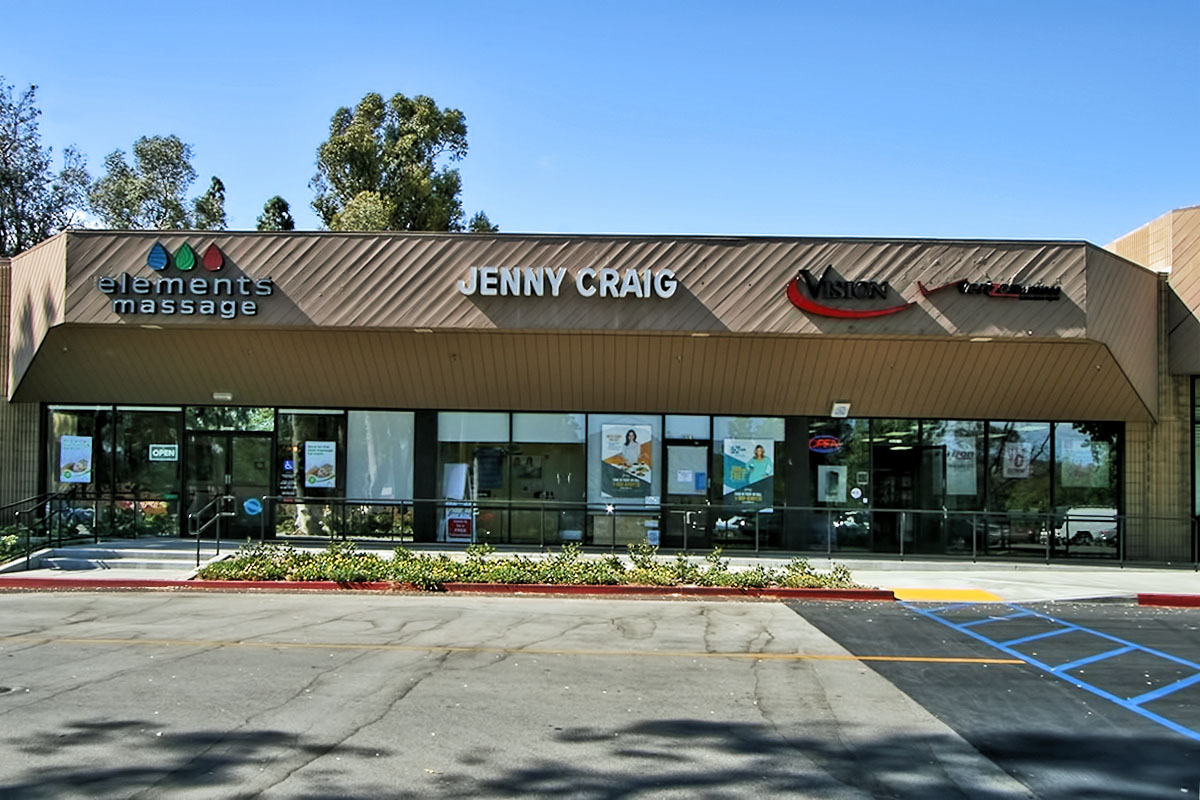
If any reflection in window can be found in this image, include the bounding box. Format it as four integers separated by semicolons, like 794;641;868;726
510;413;586;544
275;410;347;537
437;412;509;544
346;411;414;501
988;421;1051;513
922;420;984;511
186;406;274;432
809;419;869;507
1054;422;1119;510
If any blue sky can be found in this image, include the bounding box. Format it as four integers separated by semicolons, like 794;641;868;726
4;0;1197;242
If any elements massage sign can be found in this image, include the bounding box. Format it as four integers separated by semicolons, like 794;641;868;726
97;242;273;320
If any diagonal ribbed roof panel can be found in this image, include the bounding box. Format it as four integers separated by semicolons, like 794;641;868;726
9;230;1160;420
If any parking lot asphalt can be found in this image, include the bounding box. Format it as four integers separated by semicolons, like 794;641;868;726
0;591;1029;799
1;591;1199;797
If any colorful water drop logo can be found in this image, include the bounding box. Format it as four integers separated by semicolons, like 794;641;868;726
202;243;224;271
175;243;197;271
147;242;170;271
144;242;225;272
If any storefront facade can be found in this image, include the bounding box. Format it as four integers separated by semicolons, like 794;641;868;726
2;219;1196;562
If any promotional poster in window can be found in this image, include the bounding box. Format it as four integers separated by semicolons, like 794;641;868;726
723;439;774;506
601;424;652;497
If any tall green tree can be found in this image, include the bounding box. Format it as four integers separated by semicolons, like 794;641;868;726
256;195;295;231
467;210;498;233
192;177;226;230
311;91;491;232
89;135;225;230
0;78;90;256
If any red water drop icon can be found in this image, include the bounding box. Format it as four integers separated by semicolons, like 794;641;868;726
202;244;224;271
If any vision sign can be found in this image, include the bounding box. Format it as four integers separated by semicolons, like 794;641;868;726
96;242;274;320
786;268;914;318
786;265;1063;319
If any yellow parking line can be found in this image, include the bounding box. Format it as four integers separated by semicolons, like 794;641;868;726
0;635;1021;665
892;588;1003;603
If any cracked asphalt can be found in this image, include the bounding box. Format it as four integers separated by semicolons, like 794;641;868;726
0;592;1195;798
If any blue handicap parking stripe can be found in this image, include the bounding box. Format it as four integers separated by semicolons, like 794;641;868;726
904;602;1200;742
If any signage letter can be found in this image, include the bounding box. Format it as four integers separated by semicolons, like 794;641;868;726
576;268;597;297
457;267;479;295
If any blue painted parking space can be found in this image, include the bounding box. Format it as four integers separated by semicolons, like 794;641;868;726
905;601;1200;742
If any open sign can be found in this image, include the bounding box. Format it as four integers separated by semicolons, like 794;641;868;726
148;444;178;461
808;436;843;454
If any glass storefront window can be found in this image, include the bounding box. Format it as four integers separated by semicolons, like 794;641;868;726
987;421;1051;512
510;413;586;544
112;407;183;537
665;415;710;440
47;406;111;496
587;414;662;546
921;420;985;554
186;406;274;431
809;418;870;552
347;411;415;501
712;416;785;548
46;405;112;540
1053;422;1120;555
437;412;510;544
1054;422;1119;509
275;410;346;537
344;411;416;541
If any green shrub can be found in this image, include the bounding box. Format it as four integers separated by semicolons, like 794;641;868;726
197;540;861;590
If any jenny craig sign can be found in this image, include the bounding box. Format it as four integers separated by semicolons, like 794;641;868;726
97;242;274;320
457;266;678;299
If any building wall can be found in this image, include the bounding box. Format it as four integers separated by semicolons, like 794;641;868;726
0;258;43;524
1107;208;1200;561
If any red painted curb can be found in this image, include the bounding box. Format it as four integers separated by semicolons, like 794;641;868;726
1138;593;1200;608
442;583;894;601
0;577;893;601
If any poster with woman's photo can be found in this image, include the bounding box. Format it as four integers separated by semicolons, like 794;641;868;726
59;435;93;484
817;465;847;503
601;424;652;497
722;439;774;506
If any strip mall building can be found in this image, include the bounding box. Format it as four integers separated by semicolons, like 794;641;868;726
2;206;1198;562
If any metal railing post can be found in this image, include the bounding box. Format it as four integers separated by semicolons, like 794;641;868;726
971;514;977;561
754;510;760;554
539;504;545;548
1045;513;1051;564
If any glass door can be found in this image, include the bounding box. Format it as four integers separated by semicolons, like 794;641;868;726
663;444;710;548
185;433;272;539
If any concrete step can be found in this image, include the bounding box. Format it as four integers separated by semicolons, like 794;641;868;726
44;557;200;571
49;547;201;562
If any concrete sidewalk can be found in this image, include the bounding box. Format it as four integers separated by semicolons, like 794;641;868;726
0;539;1196;603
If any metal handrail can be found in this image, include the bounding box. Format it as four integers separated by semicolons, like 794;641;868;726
188;494;235;567
12;490;86;569
0;489;69;515
249;495;1193;564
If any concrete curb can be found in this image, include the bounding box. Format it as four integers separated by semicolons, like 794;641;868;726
1137;593;1200;607
0;576;894;601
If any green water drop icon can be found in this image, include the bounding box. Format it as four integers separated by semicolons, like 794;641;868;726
176;243;196;271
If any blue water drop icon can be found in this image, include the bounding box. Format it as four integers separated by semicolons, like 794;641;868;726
147;242;169;271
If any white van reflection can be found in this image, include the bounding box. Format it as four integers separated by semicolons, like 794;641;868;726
1044;508;1119;547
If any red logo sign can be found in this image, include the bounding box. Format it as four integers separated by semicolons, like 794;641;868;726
785;270;914;319
809;436;843;454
